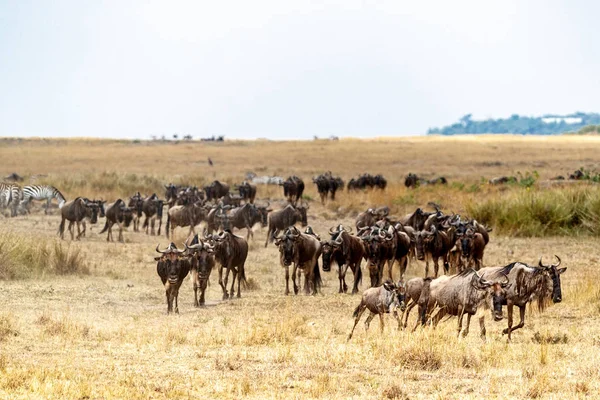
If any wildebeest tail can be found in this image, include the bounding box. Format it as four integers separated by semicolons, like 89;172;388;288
58;219;65;236
240;266;248;289
99;220;110;234
165;214;170;238
313;259;322;293
352;302;363;318
355;263;363;287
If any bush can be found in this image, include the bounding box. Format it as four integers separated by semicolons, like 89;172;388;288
468;186;600;236
0;233;89;280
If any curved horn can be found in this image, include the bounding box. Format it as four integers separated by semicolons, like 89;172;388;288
501;274;510;287
155;244;165;254
344;225;352;233
378;229;386;239
329;226;336;234
538;257;544;269
553;255;561;267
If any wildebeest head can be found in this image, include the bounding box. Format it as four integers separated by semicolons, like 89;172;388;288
255;201;271;227
82;199;100;224
164;184;178;203
274;227;301;266
414;230;431;261
538;255;566;304
156;243;185;283
383;280;407;312
185;237;215;281
320;241;336;272
295;203;309;227
119;203;134;227
470;271;511;321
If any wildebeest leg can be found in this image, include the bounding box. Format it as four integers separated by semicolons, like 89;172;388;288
292;263;299;295
222;265;232;300
199;279;207;306
387;259;395;282
192;269;199;307
399;256;408;278
368;262;378;287
443;254;450;275
351;262;361;294
284;265;290;295
348;304;366;340
403;300;416;329
117;221;124;243
478;315;486;340
338;263;347;293
264;229;271;247
174;284;180;314
304;267;311;295
218;265;227;300
236;265;243;298
229;268;237;298
506;304;526;341
433;257;440;278
165;284;173;313
378;313;385;333
424;257;430;278
503;303;514;342
364;312;376;333
377;262;385;287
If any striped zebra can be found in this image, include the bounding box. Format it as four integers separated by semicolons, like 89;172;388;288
19;185;66;215
0;183;22;217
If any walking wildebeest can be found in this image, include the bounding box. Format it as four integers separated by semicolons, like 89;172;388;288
281;176;305;205
321;225;365;294
274;226;322;295
211;230;248;300
264;204;308;247
58;197;100;240
128;192;144;232
479;256;566;342
215;202;271;240
415;225;453;278
166;202;207;239
347;280;407;340
185;235;216;307
417;269;510;339
99;199;133;242
155;243;189;314
142;194;164;235
235;181;257;204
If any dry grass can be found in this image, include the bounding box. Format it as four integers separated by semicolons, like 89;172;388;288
0;136;599;398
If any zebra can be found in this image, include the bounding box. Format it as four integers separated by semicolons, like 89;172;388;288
0;183;22;217
19;185;66;215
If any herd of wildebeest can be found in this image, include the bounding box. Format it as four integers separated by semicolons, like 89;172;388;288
0;172;567;342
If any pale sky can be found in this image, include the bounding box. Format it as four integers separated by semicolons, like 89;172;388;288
1;1;599;140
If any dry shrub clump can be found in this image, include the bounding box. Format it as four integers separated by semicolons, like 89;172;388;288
0;232;89;279
382;384;411;400
0;313;18;341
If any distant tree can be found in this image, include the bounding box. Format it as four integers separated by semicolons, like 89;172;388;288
173;134;178;140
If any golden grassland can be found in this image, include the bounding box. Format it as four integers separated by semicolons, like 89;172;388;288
1;136;600;399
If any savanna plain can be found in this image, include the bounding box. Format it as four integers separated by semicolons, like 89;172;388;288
1;136;600;399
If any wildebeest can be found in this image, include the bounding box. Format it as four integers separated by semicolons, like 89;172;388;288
347;280;407;340
274;226;322;295
185;235;216;307
489;176;516;185
164;183;179;208
417;269;510;339
58;197;100;240
321;225;365;294
166;202;207;239
211;230;248;300
479;256;566;342
313;172;344;204
399;208;435;231
355;206;389;230
155;243;189;314
214;202;270;240
79;199;105;238
235;181;257;204
281;176;305;205
405;173;447;188
264;204;308;247
204;180;230;201
458;229;486;270
142;194;165;236
348;173;387;190
99;199;133;242
360;227;396;287
415;225;453;278
128;192;144;232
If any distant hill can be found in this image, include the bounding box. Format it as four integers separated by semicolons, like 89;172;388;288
427;112;600;135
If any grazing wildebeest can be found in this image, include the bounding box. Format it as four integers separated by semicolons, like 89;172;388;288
236;181;257;204
321;225;365;294
166;202;207;239
274;226;322;295
204;180;230;201
264;204;308;247
58;197;100;240
417;269;510;339
99;199;133;242
128;192;144;232
142;194;165;236
211;230;248;300
347;280;407;340
214;202;269;240
281;176;305;205
185;235;216;307
479;256;566;342
415;226;453;278
489;176;516;185
155;243;189;314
